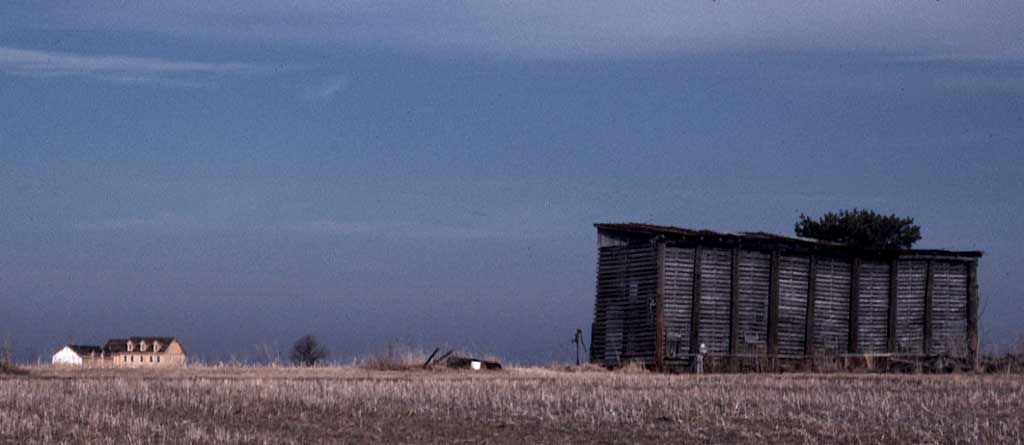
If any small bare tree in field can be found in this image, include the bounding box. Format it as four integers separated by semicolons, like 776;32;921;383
290;335;329;367
0;336;24;375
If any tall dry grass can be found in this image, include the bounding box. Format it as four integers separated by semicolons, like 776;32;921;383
356;343;430;370
1;366;1022;444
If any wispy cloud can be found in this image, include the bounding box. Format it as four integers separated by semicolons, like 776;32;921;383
0;46;265;85
930;68;1024;94
16;1;1024;61
74;215;530;240
302;76;350;100
277;220;520;240
74;213;207;231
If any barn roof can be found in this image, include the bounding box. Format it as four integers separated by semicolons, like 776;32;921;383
103;337;178;353
595;222;983;258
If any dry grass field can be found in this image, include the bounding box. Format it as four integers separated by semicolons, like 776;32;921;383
1;366;1022;444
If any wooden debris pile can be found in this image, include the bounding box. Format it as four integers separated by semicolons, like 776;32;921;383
422;347;502;371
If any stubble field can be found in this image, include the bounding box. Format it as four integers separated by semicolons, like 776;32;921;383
1;366;1022;444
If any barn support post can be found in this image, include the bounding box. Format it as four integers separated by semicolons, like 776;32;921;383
767;250;780;363
805;255;818;360
888;259;899;354
849;257;861;354
654;239;666;372
967;260;979;371
729;247;741;372
924;260;934;356
690;246;703;363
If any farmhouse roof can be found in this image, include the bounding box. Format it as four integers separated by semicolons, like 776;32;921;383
103;337;178;353
595;222;983;258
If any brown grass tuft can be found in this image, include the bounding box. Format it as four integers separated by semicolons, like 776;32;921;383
616;360;650;374
357;343;430;370
543;362;608;373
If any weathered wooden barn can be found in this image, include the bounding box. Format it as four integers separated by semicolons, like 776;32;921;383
590;223;981;371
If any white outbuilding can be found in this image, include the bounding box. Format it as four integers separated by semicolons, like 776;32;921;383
51;345;104;366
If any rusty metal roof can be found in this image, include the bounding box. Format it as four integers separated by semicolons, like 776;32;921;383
595;222;983;258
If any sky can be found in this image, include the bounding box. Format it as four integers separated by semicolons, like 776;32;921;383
1;1;1022;364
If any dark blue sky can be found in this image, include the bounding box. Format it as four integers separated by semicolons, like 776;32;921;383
2;2;1022;363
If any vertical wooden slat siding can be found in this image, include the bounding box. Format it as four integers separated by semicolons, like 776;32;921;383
690;247;703;356
593;228;979;369
624;244;659;364
967;261;979;366
729;248;741;358
600;246;629;366
896;260;927;354
768;251;780;356
591;243;658;367
849;258;861;353
888;260;899;353
662;247;694;368
858;261;890;353
737;251;770;354
655;241;666;371
777;254;809;357
805;256;817;356
931;262;968;356
591;246;620;364
602;247;628;365
923;261;934;354
737;250;771;356
699;248;733;355
813;257;852;355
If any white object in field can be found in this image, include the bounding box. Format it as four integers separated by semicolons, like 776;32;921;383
52;346;83;365
470;360;482;370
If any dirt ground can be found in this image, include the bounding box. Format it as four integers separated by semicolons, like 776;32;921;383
1;366;1022;444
